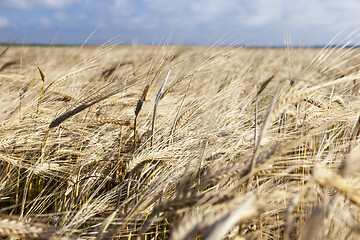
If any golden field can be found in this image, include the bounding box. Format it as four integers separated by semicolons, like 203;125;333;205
1;44;360;239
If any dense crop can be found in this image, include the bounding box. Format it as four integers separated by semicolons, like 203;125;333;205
1;42;360;239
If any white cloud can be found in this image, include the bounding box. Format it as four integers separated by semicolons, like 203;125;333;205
54;11;86;22
2;0;360;46
242;0;283;26
0;16;9;28
113;0;135;17
139;0;360;28
54;12;68;21
240;0;360;29
40;17;51;27
0;0;79;10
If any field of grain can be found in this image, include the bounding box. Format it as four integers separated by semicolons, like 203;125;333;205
1;43;360;239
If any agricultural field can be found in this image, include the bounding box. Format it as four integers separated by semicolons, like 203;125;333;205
1;43;360;239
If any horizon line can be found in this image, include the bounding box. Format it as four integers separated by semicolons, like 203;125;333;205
1;42;359;49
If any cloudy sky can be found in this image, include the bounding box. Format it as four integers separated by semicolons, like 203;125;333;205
0;0;360;46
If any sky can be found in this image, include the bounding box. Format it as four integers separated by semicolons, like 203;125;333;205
1;0;360;46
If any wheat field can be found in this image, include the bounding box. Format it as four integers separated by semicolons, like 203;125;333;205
1;42;360;239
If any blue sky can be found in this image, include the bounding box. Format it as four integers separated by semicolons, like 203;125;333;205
0;0;360;46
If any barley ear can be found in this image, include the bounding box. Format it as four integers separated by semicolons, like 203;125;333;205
160;74;193;100
0;43;11;58
256;74;274;96
36;65;46;116
247;84;280;191
96;210;118;240
151;68;171;146
0;217;57;240
134;84;150;150
49;88;124;129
